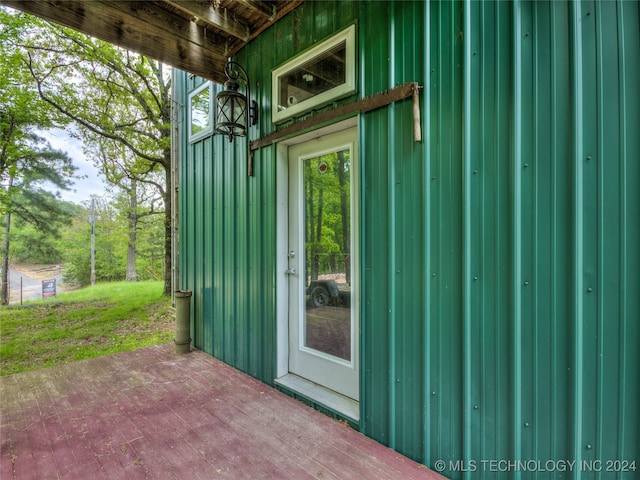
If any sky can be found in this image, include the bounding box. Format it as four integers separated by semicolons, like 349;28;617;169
40;128;107;205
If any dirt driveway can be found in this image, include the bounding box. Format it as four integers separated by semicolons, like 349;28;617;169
6;265;65;304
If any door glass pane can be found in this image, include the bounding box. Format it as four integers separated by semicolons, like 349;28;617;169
302;148;351;361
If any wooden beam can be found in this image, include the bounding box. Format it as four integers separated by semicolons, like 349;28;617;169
165;1;250;41
250;82;421;152
230;0;304;56
2;0;230;83
236;0;275;20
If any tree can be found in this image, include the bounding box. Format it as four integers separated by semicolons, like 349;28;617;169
0;138;76;304
4;10;173;295
9;222;62;263
89;138;165;283
59;194;164;287
61;196;127;286
9;200;82;264
1;9;55;206
1;11;77;304
303;151;351;283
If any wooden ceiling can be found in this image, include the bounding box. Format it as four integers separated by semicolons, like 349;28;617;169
2;0;304;84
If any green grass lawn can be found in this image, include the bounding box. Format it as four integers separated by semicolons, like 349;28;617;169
0;281;174;376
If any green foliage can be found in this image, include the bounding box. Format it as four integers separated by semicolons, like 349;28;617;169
9;223;62;263
7;164;76;230
2;7;173;295
3;190;164;286
9;201;83;264
3;14;170;182
0;9;70;192
1;12;53;129
1;133;78;303
55;195;164;286
304;151;351;279
59;199;125;285
0;281;172;376
136;219;165;279
2;8;170;292
1;8;80;304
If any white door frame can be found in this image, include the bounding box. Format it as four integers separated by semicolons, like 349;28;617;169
274;117;359;420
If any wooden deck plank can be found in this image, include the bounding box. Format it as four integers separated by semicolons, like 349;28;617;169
1;344;446;479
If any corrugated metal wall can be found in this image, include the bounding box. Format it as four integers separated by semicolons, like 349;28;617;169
178;1;640;478
177;0;361;385
177;73;278;383
360;0;640;476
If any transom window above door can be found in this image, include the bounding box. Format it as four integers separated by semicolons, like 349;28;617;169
272;25;356;124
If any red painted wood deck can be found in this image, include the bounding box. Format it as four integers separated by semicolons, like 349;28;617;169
1;344;446;479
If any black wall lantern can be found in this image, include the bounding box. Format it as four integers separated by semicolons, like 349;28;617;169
215;60;258;143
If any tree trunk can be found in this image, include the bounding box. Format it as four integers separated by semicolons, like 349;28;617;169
305;162;315;281
314;187;324;280
1;175;14;305
1;210;11;306
337;151;350;283
125;179;139;281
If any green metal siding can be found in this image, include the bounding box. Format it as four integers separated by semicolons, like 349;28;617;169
177;71;277;383
178;1;640;477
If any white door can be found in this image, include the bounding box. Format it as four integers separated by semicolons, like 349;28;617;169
286;127;359;401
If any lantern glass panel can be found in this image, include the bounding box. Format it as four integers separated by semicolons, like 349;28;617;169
216;90;247;137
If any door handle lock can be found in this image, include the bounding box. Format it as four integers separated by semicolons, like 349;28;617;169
285;266;296;275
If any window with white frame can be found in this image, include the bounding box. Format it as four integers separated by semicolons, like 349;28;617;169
188;82;214;142
272;25;356;124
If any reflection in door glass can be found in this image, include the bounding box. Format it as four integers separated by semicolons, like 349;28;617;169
303;148;351;361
